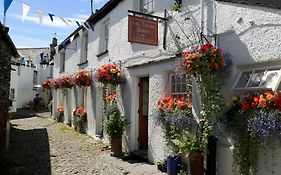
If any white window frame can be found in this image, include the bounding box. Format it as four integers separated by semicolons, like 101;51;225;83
140;0;155;14
33;70;38;85
60;50;66;73
99;19;110;54
170;73;190;98
10;88;15;101
80;30;88;64
233;67;281;92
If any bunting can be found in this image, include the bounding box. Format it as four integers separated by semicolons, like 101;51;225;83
48;13;55;22
36;10;43;24
22;3;30;22
4;0;13;15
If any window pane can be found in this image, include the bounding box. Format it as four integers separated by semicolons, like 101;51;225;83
236;71;252;88
247;70;264;87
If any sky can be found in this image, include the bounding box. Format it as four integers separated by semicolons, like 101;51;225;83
0;0;108;48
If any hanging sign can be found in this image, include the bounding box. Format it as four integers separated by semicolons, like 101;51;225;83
128;15;158;46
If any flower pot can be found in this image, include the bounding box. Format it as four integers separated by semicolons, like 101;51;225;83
188;151;204;175
167;156;180;175
110;135;123;157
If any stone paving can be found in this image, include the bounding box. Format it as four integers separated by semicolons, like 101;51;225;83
8;112;163;175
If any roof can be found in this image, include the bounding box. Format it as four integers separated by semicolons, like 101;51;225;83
0;23;19;58
17;47;49;61
87;0;123;24
58;0;123;50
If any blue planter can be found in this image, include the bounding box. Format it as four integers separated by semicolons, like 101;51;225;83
167;156;180;175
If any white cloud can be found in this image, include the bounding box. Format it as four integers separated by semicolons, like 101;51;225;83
12;34;50;48
73;13;89;20
8;13;86;28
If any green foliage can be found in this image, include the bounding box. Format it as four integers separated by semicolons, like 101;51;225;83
104;105;128;136
74;116;86;133
171;2;182;12
54;112;63;122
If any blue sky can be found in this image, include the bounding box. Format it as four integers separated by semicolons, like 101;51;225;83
0;0;108;48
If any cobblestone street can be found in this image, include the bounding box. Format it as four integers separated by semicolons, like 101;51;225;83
8;112;162;175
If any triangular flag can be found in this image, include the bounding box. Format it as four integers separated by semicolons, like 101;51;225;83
22;3;30;22
75;21;81;27
70;35;75;42
48;13;55;22
4;0;13;15
36;10;43;24
59;17;69;25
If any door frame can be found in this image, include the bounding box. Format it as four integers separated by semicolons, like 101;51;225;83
138;76;149;150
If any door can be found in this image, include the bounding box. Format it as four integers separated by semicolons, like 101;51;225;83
138;77;149;150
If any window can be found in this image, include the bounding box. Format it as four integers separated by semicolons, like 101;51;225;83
216;0;281;9
80;30;88;64
33;71;38;85
104;21;109;51
17;66;20;75
170;73;190;98
140;0;155;14
49;65;53;78
234;68;281;91
60;51;65;72
98;19;110;55
10;88;15;100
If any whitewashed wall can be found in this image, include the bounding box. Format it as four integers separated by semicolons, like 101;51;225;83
52;0;281;171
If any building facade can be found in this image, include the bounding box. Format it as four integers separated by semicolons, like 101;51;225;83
52;0;281;174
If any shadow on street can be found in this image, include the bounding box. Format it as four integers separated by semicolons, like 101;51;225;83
7;126;51;175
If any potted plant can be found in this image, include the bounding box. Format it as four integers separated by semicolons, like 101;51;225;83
73;106;87;133
59;75;74;88
104;103;128;157
54;105;64;122
42;79;52;90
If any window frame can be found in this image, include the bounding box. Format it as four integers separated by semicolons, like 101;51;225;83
103;20;109;52
10;88;15;101
233;67;281;92
169;73;190;99
33;70;38;85
60;50;66;73
140;0;155;14
80;30;88;64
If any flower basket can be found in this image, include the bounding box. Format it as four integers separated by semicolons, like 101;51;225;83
42;80;52;90
182;43;224;76
73;106;87;133
54;105;64;122
52;78;61;89
60;75;74;88
73;70;92;88
97;63;126;85
222;91;281;175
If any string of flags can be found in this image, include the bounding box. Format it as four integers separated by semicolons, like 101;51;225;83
3;0;94;30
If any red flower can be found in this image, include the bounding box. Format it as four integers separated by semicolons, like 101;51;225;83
274;95;281;110
242;101;250;112
200;43;213;52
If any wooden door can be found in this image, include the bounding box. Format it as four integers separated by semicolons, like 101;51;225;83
138;77;149;150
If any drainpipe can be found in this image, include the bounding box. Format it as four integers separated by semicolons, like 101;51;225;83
200;0;205;44
206;136;218;175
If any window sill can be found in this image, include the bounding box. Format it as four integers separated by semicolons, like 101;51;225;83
77;60;88;66
96;50;108;57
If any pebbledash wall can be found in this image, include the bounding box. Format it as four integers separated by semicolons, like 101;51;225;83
52;0;281;174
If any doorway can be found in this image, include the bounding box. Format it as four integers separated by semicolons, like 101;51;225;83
138;77;149;150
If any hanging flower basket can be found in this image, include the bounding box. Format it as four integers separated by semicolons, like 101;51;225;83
73;70;92;87
97;63;126;85
182;43;225;76
42;80;52;90
52;78;61;89
59;75;74;88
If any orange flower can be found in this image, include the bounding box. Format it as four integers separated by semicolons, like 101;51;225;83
258;98;266;108
214;63;219;70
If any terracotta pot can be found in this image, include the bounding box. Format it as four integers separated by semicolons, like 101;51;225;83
110;135;123;157
188;151;204;175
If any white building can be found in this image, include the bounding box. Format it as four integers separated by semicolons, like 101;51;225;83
52;0;281;174
10;47;53;112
